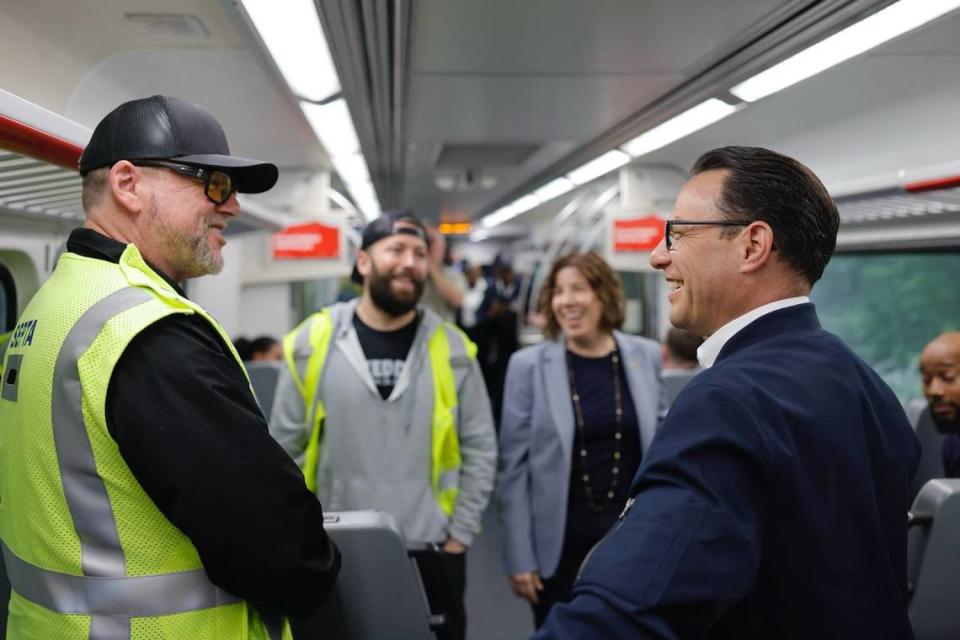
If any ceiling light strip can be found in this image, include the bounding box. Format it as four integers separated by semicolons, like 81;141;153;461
480;0;960;231
566;150;631;186
621;99;740;157
730;0;960;102
241;0;381;221
240;0;340;102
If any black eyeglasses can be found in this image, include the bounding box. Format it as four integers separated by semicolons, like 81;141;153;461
664;219;751;250
133;160;236;205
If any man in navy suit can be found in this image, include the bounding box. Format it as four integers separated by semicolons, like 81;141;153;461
535;146;920;639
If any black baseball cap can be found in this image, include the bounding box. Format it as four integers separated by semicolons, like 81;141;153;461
350;210;430;283
79;95;278;193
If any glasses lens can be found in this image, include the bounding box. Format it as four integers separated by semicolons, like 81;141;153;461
207;171;233;204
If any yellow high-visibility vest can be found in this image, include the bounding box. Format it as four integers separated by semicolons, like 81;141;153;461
282;309;475;516
0;330;10;376
0;244;289;640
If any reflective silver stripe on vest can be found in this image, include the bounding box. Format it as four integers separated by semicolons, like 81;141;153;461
90;616;129;640
437;469;459;492
2;543;240;616
52;287;153;577
38;286;241;637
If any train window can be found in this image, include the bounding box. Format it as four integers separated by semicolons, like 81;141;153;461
617;271;661;340
811;251;960;403
290;277;345;325
0;262;15;333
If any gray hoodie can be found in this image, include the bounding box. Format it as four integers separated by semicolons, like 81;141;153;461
269;299;497;546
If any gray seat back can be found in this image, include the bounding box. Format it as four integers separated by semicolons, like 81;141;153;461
909;408;946;503
245;361;282;419
908;479;960;639
662;369;700;407
293;510;434;640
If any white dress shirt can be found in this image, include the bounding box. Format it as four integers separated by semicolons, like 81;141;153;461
697;296;810;368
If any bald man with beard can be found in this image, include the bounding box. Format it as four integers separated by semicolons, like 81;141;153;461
920;332;960;477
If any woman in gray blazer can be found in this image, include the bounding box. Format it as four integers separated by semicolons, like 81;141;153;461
497;251;665;627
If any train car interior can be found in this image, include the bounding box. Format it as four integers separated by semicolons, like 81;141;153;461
2;1;960;638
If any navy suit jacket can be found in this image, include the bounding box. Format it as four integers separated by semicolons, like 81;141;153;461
535;304;920;640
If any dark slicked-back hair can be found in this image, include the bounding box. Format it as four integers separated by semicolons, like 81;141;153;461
539;251;625;340
691;146;839;285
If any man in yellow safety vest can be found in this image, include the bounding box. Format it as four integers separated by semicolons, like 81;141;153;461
270;209;497;640
0;95;340;639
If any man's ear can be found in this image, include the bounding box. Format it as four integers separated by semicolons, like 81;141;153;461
108;161;147;216
740;220;775;274
356;250;372;280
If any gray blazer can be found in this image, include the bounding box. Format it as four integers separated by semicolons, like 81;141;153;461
497;331;666;578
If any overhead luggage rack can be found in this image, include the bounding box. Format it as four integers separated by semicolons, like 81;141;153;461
837;185;960;224
0;151;83;222
833;173;960;250
0;90;86;224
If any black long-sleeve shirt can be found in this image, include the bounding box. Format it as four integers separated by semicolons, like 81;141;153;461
67;228;340;617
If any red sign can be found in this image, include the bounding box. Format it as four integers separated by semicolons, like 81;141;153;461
272;222;340;260
613;215;664;252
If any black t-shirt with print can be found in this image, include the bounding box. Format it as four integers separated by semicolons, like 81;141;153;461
353;312;419;399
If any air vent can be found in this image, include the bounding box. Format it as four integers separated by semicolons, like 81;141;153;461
435;143;539;169
434;171;498;192
836;186;960;224
0;152;83;221
125;14;210;38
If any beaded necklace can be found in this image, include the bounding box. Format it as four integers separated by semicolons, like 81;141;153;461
566;348;623;512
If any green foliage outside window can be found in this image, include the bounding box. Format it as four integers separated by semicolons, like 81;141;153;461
811;252;960;404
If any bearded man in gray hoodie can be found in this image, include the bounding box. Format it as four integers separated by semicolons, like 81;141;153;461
269;209;497;640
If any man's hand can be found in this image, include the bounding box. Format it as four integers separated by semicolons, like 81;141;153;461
509;571;544;604
442;537;467;554
421;225;464;309
426;224;446;267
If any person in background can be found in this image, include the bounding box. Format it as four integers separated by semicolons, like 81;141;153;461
458;263;489;334
919;331;960;477
335;274;363;302
0;95;340;639
249;335;283;361
458;263;491;373
270;209;497;640
662;327;703;370
482;261;521;426
420;223;467;323
498;250;665;628
535;146;919;639
491;262;520;310
661;327;704;408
